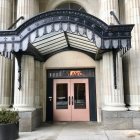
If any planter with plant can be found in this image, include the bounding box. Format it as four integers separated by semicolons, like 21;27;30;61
0;109;19;140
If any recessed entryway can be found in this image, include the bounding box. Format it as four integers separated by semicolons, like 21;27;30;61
46;69;97;122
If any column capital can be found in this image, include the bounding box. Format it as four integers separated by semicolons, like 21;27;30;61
102;105;128;111
13;106;36;111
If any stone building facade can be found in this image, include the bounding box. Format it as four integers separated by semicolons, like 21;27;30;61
0;0;139;131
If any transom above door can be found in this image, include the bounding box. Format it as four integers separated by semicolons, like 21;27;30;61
53;79;89;121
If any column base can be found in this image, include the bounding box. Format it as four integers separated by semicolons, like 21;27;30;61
0;105;10;109
102;110;132;129
102;110;140;129
102;105;128;111
13;106;36;111
18;108;43;132
125;95;140;111
129;106;140;111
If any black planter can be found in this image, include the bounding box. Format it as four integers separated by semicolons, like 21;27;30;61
0;123;19;140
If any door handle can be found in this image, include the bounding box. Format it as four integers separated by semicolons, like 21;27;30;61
72;96;74;105
69;96;71;105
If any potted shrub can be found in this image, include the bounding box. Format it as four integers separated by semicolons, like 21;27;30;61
0;109;19;140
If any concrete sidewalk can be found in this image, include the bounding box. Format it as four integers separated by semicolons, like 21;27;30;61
17;122;140;140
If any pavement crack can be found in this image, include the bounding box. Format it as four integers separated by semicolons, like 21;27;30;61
104;131;110;140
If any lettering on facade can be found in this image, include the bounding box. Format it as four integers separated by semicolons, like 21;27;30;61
69;71;83;76
48;69;95;78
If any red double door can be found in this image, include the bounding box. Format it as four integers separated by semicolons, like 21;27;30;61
53;79;90;121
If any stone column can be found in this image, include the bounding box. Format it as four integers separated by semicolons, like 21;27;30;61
34;61;43;108
34;61;41;108
123;0;140;110
17;0;39;26
0;0;12;108
0;56;12;108
14;1;41;131
13;0;39;111
100;0;119;25
102;52;126;111
40;63;43;107
100;0;126;111
14;55;35;111
0;0;12;29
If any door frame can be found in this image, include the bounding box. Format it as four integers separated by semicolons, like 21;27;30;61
46;69;97;122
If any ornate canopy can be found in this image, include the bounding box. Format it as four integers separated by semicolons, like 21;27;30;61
0;10;134;61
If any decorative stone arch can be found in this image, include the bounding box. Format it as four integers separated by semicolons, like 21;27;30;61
55;1;87;13
46;0;88;12
0;10;134;89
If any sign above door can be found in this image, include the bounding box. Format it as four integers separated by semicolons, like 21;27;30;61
48;69;95;79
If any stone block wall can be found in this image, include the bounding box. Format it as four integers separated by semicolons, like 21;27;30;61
19;108;42;132
102;111;140;129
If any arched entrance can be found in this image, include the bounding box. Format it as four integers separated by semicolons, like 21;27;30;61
44;51;97;121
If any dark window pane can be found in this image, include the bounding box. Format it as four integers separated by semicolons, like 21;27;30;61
56;3;69;10
56;84;68;109
74;83;86;109
55;2;86;13
79;8;86;13
70;3;81;10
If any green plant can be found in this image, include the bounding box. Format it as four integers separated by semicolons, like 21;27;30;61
0;109;19;124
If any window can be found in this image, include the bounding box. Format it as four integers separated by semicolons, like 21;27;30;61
55;2;86;13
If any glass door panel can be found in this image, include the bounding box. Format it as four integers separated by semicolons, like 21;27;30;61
53;79;71;121
74;83;86;109
56;84;68;109
71;79;89;121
